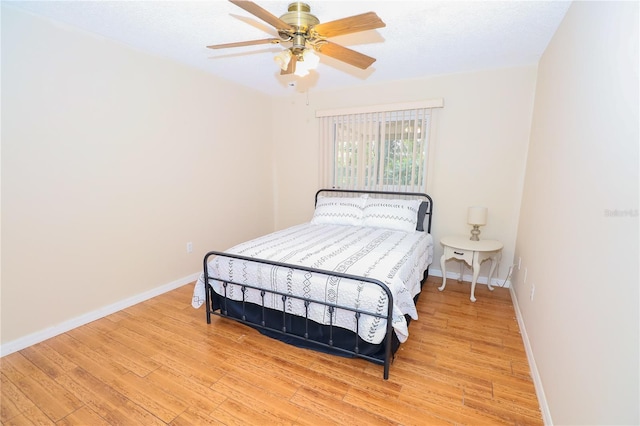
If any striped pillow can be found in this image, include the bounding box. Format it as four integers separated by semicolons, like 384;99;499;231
311;196;367;226
363;198;421;232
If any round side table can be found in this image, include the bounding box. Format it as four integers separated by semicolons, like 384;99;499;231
439;236;503;302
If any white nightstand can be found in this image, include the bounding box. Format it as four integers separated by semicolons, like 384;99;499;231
439;236;503;302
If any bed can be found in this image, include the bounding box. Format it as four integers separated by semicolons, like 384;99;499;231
192;189;433;379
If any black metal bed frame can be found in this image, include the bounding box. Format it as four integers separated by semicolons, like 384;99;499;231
202;189;433;380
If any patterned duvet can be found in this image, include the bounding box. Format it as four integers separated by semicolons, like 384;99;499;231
193;223;433;344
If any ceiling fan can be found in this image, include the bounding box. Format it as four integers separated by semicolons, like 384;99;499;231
207;1;386;77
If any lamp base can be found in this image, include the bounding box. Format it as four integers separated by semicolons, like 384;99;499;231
470;225;481;241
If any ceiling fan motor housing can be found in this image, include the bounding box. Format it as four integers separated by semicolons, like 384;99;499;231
279;2;319;54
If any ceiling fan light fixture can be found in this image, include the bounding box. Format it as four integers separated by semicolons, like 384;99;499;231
274;49;292;70
293;49;319;77
294;64;309;77
302;48;320;68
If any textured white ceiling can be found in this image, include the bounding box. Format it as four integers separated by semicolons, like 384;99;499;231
6;1;571;96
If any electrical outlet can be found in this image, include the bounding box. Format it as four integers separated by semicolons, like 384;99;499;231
518;257;522;270
186;242;193;254
530;282;535;301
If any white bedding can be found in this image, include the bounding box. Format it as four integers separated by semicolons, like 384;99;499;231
193;223;433;344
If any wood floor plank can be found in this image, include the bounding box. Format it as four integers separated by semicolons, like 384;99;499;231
13;368;83;422
2;405;54;426
0;277;542;425
0;352;41;381
399;384;512;425
56;406;112;426
66;325;161;377
288;407;349;426
148;351;226;389
0;373;36;423
59;367;166;426
83;316;122;334
224;333;355;399
511;358;536;380
19;343;76;379
344;385;455;425
386;363;467;404
212;376;304;424
219;357;300;400
290;385;394;426
210;397;285;426
107;371;190;423
43;334;130;384
106;325;162;358
463;393;543;425
169;406;226;426
145;366;227;414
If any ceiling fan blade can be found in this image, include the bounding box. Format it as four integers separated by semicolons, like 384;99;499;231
312;12;385;38
207;38;280;49
316;41;376;69
229;0;294;31
280;54;297;75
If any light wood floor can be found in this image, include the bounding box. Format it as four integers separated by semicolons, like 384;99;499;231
1;277;542;425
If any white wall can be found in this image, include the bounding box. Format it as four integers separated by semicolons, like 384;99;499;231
1;6;275;346
513;1;639;424
271;67;538;283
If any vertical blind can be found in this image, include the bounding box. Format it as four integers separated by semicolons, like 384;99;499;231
317;100;443;193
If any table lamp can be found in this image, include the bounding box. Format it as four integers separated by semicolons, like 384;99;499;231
468;206;487;241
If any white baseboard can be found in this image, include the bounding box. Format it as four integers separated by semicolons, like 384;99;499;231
0;272;200;357
428;267;512;288
509;286;552;425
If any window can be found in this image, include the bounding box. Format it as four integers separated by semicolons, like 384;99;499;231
317;100;443;193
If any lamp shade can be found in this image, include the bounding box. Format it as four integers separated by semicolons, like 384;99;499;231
467;206;488;226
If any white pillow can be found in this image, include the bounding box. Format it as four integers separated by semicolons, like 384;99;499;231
363;198;421;232
311;196;367;226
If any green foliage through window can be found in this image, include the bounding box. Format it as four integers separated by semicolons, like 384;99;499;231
331;109;430;192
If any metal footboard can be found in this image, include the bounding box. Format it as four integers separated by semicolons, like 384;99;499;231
202;251;395;379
